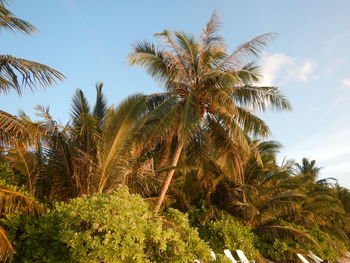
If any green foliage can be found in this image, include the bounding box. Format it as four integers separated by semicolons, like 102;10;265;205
3;214;75;263
255;221;347;262
5;187;211;262
308;227;346;260
0;162;24;187
190;209;257;259
254;237;291;263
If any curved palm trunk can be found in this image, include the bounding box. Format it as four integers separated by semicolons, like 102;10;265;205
154;140;184;213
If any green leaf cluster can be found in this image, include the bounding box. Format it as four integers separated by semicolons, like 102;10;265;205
4;187;211;262
190;209;257;259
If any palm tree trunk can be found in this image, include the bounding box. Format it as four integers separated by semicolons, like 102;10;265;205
154;140;184;213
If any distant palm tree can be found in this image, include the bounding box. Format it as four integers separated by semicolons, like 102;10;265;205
128;13;291;212
0;0;64;95
295;158;321;178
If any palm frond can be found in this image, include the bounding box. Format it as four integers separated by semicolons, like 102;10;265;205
93;82;107;128
0;226;14;262
0;55;65;95
97;93;147;193
200;11;223;48
233;86;292;112
219;33;277;70
0;110;46;146
0;184;44;216
0;1;36;34
71;89;91;121
178;92;201;142
127;41;170;83
236;106;270;137
256;225;319;248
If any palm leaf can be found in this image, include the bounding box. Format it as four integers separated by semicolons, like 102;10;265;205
200;11;223;48
0;55;65;95
93;82;107;128
127;41;170;84
233;86;292;112
0;226;14;262
0;185;44;216
0;1;35;34
97;93;147;192
219;33;277;70
256;225;320;248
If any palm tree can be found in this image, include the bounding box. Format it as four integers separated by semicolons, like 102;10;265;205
128;13;291;212
295;158;321;178
1;83;150;199
0;0;64;95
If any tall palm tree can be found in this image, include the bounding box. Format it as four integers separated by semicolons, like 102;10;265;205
128;13;291;212
0;0;64;95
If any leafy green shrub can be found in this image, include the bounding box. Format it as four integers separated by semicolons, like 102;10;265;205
5;187;211;262
4;213;76;263
254;220;347;262
0;162;25;187
190;208;257;259
255;237;291;263
308;226;346;260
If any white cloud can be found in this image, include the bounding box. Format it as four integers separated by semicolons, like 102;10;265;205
342;78;350;87
259;53;293;86
292;60;317;82
259;53;316;86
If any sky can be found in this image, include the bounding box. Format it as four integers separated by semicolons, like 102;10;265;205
1;0;350;187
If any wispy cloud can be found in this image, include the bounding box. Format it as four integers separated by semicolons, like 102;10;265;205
292;60;317;82
259;53;316;86
259;53;293;86
342;78;350;87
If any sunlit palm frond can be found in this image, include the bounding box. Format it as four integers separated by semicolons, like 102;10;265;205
235;107;270;137
200;11;223;49
0;55;65;95
219;33;277;70
0;226;14;262
0;110;47;147
233;86;292;112
138;95;178;142
127;41;171;83
174;31;198;68
0;1;36;34
178;92;201;142
0;184;44;216
97;93;147;193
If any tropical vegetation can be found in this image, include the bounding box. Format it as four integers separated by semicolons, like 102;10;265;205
0;1;349;262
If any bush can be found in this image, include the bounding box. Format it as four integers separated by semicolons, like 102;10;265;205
190;208;257;260
0;162;25;187
5;187;211;262
4;213;75;263
254;221;348;262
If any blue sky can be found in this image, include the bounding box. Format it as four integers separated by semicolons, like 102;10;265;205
1;0;350;187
